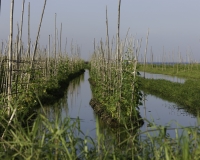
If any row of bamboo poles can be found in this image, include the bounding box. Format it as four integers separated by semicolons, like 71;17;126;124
90;0;143;123
0;0;84;116
141;43;199;73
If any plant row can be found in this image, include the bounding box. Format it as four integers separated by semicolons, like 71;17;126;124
89;36;144;127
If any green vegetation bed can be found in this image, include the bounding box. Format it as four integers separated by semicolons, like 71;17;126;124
88;77;144;128
139;76;200;115
138;63;200;79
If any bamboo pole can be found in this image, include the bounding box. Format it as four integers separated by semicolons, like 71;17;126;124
1;42;3;55
7;0;14;115
54;13;57;75
117;0;121;61
48;35;50;77
33;0;47;60
60;23;62;54
65;37;67;54
27;0;47;88
18;0;25;61
28;2;30;58
117;0;121;121
15;0;25;98
144;28;149;78
151;46;153;68
162;46;164;71
106;6;110;61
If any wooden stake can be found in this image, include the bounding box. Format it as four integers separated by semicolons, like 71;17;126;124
28;2;30;58
7;0;14;115
54;13;57;75
27;0;47;88
144;28;149;78
106;6;110;61
60;23;62;54
117;0;121;61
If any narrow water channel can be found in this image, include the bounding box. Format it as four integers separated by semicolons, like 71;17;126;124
139;71;186;83
63;70;97;139
43;70;198;142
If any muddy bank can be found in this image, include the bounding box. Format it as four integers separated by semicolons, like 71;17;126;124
89;98;119;127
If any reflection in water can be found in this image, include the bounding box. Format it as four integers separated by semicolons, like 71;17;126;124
140;92;199;138
39;70;198;155
40;70;140;151
66;70;96;139
139;71;185;83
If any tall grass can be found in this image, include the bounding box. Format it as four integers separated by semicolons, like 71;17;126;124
1;103;200;160
0;105;96;159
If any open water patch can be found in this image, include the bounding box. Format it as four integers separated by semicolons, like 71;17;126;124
139;71;185;83
139;92;198;138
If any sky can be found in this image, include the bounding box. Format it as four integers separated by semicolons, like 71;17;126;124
0;0;200;61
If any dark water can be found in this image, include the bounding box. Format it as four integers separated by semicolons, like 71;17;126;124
139;93;198;137
63;70;97;139
43;70;198;142
139;71;185;83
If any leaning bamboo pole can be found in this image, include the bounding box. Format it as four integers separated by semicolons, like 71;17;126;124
27;0;47;88
15;0;25;98
17;0;25;60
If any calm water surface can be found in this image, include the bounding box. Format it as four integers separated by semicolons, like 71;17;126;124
64;70;97;139
44;70;198;140
139;93;198;137
139;71;186;83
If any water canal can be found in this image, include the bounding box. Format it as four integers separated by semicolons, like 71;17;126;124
139;71;186;83
43;70;198;143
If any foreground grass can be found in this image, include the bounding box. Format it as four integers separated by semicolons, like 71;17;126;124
1;107;200;159
0;109;96;160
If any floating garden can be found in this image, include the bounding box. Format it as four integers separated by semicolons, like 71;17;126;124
0;1;200;159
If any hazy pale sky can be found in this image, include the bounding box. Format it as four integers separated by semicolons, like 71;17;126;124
1;0;200;61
